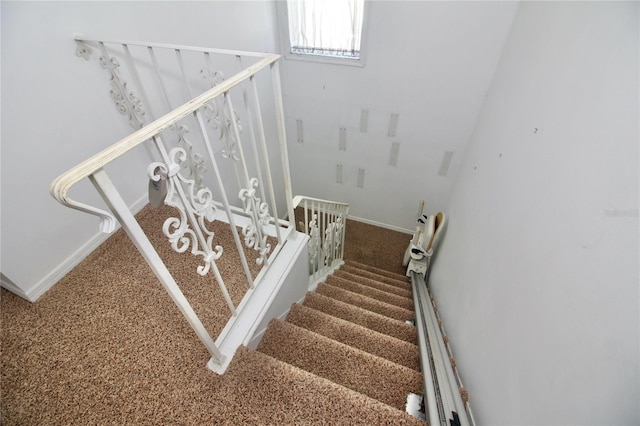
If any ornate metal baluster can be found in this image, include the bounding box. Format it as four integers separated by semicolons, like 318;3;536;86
174;125;207;191
147;147;236;315
322;222;335;267
97;43;145;129
201;63;242;162
238;178;272;266
307;214;320;275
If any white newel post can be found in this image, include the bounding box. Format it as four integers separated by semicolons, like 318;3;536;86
88;168;226;368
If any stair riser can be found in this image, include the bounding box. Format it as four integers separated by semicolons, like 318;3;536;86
317;284;414;322
302;293;417;343
325;276;413;310
286;304;421;371
340;265;411;289
344;260;410;282
334;270;412;295
257;320;423;411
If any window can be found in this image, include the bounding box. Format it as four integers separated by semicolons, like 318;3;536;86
277;0;368;66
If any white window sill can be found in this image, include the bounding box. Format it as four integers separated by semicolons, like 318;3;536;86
283;51;366;67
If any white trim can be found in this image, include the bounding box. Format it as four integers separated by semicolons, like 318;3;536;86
246;306;292;350
207;231;309;369
347;214;413;235
1;195;148;303
0;274;30;301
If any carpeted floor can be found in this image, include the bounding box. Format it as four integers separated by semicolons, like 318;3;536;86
1;205;416;424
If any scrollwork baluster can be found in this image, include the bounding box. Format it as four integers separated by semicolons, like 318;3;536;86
147;148;222;277
238;178;272;266
307;214;320;274
173;125;207;191
98;49;145;129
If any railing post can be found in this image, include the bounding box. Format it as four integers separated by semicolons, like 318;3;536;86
270;61;295;228
88;168;225;366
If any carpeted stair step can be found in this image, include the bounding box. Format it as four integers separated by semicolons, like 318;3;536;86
286;303;421;371
224;346;423;425
334;269;413;299
325;275;413;310
316;283;414;322
334;270;413;298
302;292;417;343
257;320;423;411
345;259;410;282
339;265;412;289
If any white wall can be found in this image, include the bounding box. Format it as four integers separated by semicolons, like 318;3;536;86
1;1;278;300
280;1;518;230
430;2;639;424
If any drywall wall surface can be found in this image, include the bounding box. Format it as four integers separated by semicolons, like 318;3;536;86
430;2;639;424
280;1;518;229
1;1;278;299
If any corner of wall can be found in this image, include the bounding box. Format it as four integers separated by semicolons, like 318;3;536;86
3;195;149;303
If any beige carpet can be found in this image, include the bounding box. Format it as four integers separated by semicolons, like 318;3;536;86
1;205;420;424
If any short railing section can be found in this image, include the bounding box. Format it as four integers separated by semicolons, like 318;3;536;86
52;37;300;373
292;195;349;287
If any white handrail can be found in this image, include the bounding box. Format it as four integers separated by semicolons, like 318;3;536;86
50;53;280;210
52;38;293;373
293;195;349;209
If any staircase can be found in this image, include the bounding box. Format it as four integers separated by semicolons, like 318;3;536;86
221;260;425;424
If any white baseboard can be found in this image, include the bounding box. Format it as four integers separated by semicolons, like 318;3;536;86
1;274;29;300
347;214;413;234
3;195;149;302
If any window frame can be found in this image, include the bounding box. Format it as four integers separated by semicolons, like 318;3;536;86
275;0;370;67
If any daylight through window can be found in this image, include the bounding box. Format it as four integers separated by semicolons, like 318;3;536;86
286;0;365;60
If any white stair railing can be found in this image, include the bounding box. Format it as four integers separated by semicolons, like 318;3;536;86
52;38;297;373
292;195;349;286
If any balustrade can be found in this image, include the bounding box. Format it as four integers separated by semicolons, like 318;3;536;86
53;38;298;373
292;196;349;286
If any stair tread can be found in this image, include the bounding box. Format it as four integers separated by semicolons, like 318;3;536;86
302;292;417;343
224;346;423;425
334;270;413;299
326;275;413;310
286;304;421;371
257;320;423;411
340;264;411;288
335;268;412;293
344;260;410;282
317;283;414;322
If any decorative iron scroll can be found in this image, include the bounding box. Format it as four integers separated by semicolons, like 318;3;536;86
238;178;272;265
98;54;145;129
148;147;222;276
322;214;344;267
322;223;335;266
203;99;243;162
307;214;320;272
200;67;242;163
174;125;207;191
201;68;242;161
200;68;225;88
